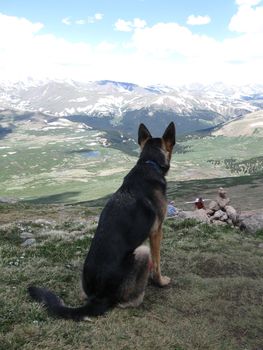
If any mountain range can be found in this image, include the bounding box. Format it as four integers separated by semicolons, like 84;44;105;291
1;79;263;136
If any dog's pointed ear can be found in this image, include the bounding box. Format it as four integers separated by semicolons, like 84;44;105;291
162;122;176;151
138;123;152;148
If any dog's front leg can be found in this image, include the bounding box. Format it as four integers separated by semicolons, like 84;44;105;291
149;227;171;287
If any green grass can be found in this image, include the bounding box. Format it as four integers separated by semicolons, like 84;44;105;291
166;170;263;211
1;205;263;350
0;125;137;202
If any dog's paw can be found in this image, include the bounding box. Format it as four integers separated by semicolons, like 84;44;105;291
151;274;171;287
158;275;171;287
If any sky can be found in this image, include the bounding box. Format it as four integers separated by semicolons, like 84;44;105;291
0;0;263;86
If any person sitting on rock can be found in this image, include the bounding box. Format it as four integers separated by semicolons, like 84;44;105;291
167;200;177;217
194;197;205;210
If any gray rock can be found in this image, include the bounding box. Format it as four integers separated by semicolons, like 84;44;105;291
208;200;220;212
227;219;233;225
34;219;56;226
0;196;18;204
225;205;238;224
21;238;36;247
38;229;68;238
206;209;215;216
178;209;210;223
216;196;230;209
211;209;225;221
221;213;228;221
213;220;227;226
20;232;34;240
238;210;263;234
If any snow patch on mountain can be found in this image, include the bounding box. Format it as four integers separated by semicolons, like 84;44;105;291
0;79;262;124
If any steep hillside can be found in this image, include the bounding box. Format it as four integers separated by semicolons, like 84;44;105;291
213;110;263;137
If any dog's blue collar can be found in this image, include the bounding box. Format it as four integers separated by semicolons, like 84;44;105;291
145;160;163;174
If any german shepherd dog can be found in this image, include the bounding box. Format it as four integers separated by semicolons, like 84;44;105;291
28;122;176;320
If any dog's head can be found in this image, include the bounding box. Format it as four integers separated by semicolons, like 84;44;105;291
138;122;176;175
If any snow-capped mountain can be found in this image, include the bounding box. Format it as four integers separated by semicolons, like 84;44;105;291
0;78;263;136
1;78;261;117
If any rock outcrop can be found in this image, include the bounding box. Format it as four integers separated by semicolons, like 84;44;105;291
173;187;263;234
238;210;263;234
206;187;238;226
177;208;210;223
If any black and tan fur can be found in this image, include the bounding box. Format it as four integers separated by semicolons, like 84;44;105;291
28;122;176;320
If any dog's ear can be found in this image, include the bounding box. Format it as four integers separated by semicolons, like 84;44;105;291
138;123;152;148
162;122;176;152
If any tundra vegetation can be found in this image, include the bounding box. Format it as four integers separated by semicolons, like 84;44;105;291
1;203;263;350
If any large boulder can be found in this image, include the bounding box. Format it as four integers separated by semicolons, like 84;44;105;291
177;209;210;223
238;210;263;234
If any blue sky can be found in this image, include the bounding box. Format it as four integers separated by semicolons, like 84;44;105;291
0;0;263;85
0;0;237;41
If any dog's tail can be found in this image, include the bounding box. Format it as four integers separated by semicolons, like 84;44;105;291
28;286;112;321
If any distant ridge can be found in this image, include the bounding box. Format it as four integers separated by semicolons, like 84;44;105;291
213;110;263;137
1;79;261;117
1;79;263;136
97;80;139;92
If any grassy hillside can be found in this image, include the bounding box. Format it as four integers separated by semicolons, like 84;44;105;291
1;204;263;350
1;113;263;205
213;110;263;137
166;171;263;212
0;123;137;202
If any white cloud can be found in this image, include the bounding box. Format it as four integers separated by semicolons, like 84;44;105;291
62;13;104;26
125;18;263;84
75;19;86;25
133;18;147;29
130;22;217;58
0;11;263;86
114;18;146;32
62;17;71;25
0;12;102;81
186;15;211;26
87;13;104;24
115;19;133;32
0;12;43;40
94;13;104;21
235;0;261;6
229;0;263;33
96;41;117;52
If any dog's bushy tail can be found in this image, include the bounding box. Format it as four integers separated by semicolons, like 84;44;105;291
28;286;112;321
